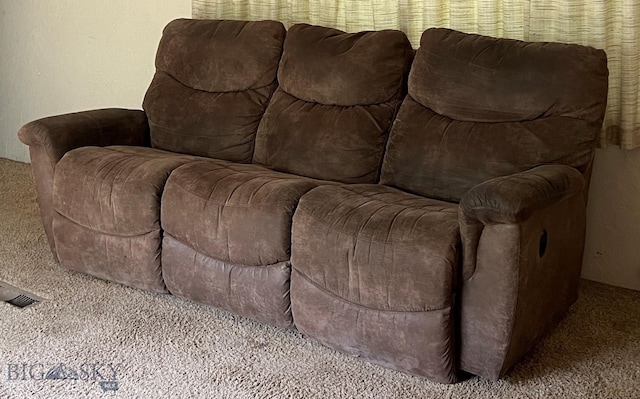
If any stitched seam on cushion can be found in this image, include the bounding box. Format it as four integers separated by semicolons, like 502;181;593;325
106;146;201;162
106;147;174;156
60;163;180;184
170;179;303;208
278;86;399;108
295;206;458;246
61;150;192;184
54;211;157;238
187;159;308;180
408;93;592;125
68;146;186;164
318;184;457;211
145;126;258;139
164;234;290;268
293;269;451;313
336;185;457;209
156;70;276;94
168;164;314;207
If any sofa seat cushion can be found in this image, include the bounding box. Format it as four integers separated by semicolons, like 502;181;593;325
290;184;460;383
160;160;321;266
54;146;196;235
52;146;196;292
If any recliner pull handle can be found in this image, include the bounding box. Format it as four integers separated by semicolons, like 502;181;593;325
539;229;548;258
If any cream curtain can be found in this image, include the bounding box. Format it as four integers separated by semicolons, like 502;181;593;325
192;0;640;149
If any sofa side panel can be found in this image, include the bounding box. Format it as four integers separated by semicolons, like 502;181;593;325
18;109;150;260
29;145;58;259
458;223;519;379
502;194;586;374
459;194;586;379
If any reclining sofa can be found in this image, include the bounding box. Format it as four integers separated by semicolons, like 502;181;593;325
18;19;609;384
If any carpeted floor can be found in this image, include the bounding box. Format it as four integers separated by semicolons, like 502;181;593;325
1;157;639;398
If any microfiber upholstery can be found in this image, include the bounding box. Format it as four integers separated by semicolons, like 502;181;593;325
290;184;460;383
161;160;320;266
160;160;323;327
411;29;608;123
18;19;613;385
16;108;149;259
52;146;197;292
457;166;588;378
381;28;609;202
143;19;286;162
253;24;414;183
162;236;294;328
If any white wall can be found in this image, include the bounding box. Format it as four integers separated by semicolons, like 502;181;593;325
583;148;640;290
0;0;191;160
0;0;638;291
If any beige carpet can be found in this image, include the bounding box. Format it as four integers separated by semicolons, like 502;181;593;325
1;157;639;399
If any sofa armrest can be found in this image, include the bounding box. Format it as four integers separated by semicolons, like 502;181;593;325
18;108;149;166
457;165;587;380
459;165;584;280
18;108;149;261
460;165;585;225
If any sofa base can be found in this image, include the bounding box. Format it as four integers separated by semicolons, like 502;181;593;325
53;213;166;293
162;235;293;328
290;270;458;384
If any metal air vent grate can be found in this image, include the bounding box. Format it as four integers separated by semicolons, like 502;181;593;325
0;280;46;308
7;294;40;308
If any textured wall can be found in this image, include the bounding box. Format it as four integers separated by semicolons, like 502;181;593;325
0;1;638;290
0;0;191;161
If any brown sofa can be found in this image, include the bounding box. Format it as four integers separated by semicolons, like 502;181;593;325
18;19;609;384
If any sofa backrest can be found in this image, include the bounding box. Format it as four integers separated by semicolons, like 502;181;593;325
253;24;414;184
380;28;609;203
143;19;286;163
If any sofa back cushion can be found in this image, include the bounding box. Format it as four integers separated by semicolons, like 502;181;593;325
380;28;609;202
143;19;286;163
253;24;414;183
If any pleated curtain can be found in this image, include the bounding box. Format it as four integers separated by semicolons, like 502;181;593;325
192;0;640;150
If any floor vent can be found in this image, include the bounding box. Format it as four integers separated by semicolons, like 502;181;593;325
0;281;46;309
7;294;41;308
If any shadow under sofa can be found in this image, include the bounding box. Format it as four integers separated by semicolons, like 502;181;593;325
18;19;609;384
